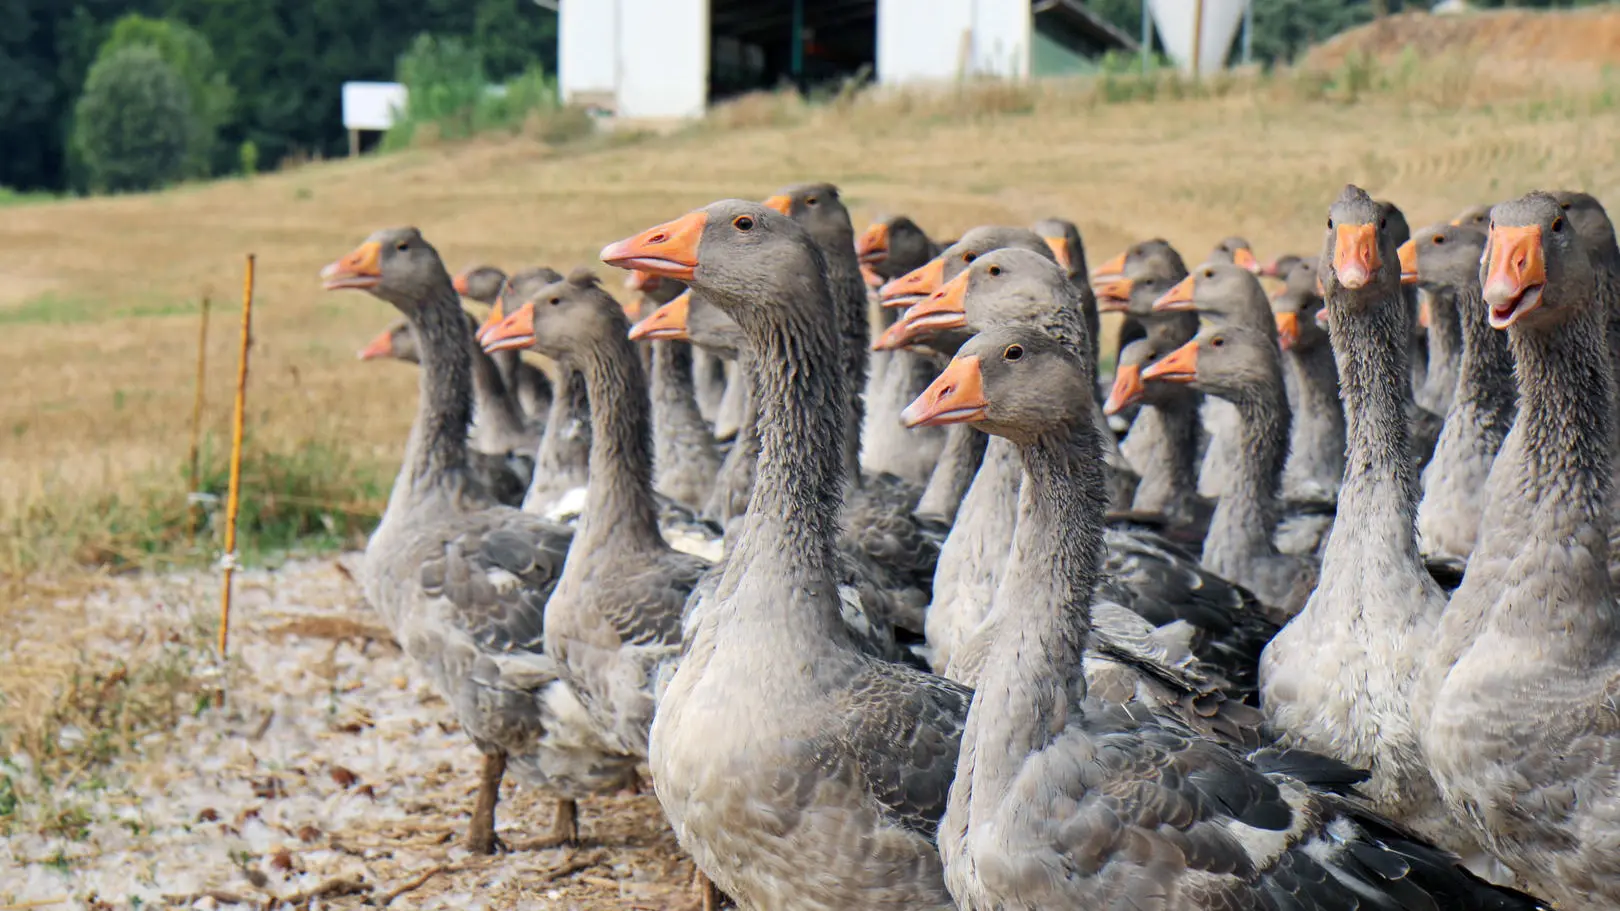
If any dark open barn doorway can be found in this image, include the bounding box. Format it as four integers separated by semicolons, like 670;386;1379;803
709;0;878;102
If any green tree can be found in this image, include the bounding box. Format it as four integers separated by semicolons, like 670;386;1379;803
72;45;194;193
94;13;234;178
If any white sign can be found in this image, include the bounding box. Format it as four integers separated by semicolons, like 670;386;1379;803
342;81;408;131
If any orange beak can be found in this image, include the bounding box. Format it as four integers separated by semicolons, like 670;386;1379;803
1043;236;1072;272
474;298;507;346
880;256;946;308
1094;278;1134;313
321;241;383;291
1152;274;1197;313
1091;250;1128;283
629;290;692;342
901;270;971;331
600;210;707;281
762;195;793;216
1315;308;1330;328
1233;247;1260;273
452;271;471;295
860;263;884;287
1275;312;1300;351
357;327;395;361
1333;223;1380;290
1140;339;1199;384
1449;216;1464;227
483;301;537;353
900;356;988;427
624;268;662;293
1482;224;1547;330
872;317;918;351
857;222;890;265
1102;363;1144;415
1397;239;1419;286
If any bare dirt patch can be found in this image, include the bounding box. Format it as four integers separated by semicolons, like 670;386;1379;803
0;557;697;909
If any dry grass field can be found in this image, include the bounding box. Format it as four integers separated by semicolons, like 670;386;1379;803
6;6;1620;906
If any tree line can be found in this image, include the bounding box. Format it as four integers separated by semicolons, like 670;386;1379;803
0;0;1600;195
0;0;557;194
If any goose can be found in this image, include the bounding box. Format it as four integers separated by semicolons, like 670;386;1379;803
481;267;704;768
319;228;578;854
480;270;594;520
905;322;1549;911
1103;336;1209;537
1269;255;1346;505
356;317;533;508
1405;224;1511;568
632;284;932;668
894;252;1279;709
451;263;554;419
764;184;943;630
623;270;724;513
1153;262;1338;560
1092;237;1190;364
878;225;1140;512
1141;326;1319;624
855;214;948;487
1259;186;1472;861
1152;260;1282;509
1209;235;1262;272
604;199;970;909
1422;193;1620;906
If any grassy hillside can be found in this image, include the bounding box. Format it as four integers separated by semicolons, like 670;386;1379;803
3;30;1620;579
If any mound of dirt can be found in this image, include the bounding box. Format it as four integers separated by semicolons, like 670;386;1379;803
1304;6;1620;72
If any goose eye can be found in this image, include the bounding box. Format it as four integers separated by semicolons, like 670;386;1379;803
396;240;409;252
987;264;1002;276
1211;336;1225;348
805;196;818;206
1003;344;1024;361
1552;216;1565;233
1204;268;1214;278
963;252;977;264
1433;235;1445;245
549;296;561;307
733;216;754;231
1326;218;1333;230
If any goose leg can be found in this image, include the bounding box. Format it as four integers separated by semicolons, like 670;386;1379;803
677;862;722;907
545;796;580;845
700;872;723;911
465;751;507;854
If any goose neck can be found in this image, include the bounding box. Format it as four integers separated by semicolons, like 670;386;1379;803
1327;290;1420;543
1205;379;1288;568
968;418;1107;804
402;285;474;493
720;303;851;642
571;330;664;554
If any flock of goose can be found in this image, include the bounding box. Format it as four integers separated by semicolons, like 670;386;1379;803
319;181;1620;910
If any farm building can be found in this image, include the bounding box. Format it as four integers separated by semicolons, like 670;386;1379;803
557;0;1140;120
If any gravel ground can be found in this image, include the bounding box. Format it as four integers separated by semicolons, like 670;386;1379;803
1;555;701;910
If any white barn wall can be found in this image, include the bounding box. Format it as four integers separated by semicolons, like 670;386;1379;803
559;0;618;102
618;0;709;118
877;0;974;84
969;0;1032;78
